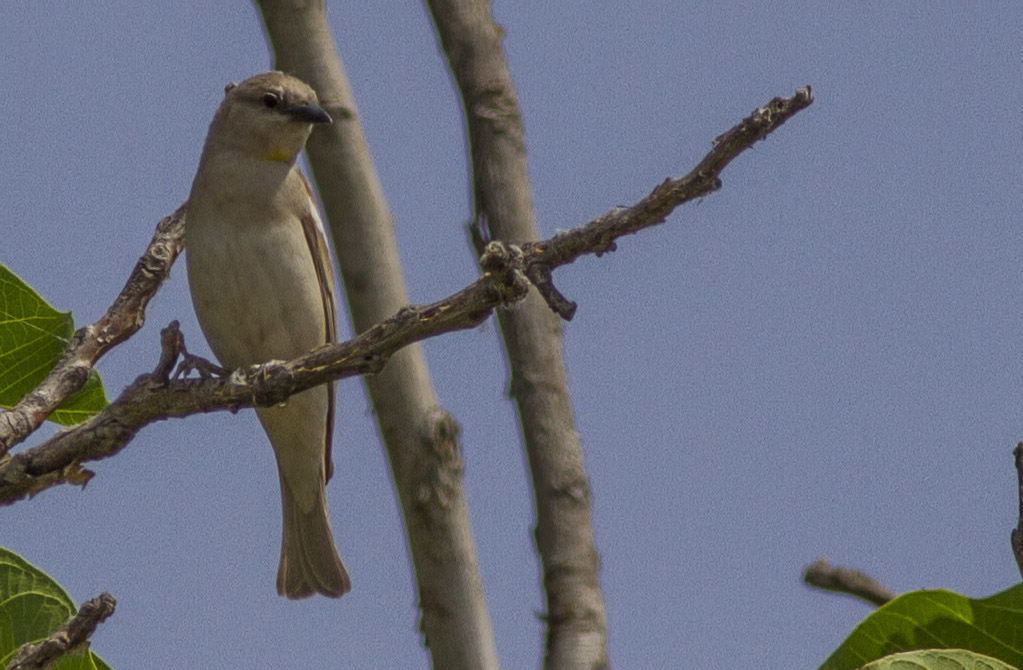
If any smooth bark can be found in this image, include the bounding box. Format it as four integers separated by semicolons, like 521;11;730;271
257;2;498;668
426;1;609;666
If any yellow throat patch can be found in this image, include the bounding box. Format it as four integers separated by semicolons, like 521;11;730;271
261;148;294;163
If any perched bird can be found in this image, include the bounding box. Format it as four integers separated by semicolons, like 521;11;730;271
185;71;350;598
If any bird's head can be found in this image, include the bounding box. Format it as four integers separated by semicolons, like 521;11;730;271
210;71;332;164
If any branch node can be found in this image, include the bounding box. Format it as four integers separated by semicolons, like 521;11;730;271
480;241;530;303
249;362;295;407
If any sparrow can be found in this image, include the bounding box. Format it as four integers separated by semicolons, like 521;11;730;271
185;71;350;598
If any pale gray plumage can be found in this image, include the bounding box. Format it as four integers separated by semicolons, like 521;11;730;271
185;71;349;598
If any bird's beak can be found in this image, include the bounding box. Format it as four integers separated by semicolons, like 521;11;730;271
287;103;332;125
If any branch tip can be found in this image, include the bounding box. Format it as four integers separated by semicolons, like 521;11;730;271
525;265;577;321
803;557;894;607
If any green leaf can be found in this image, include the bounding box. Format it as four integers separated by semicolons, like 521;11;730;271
860;648;1017;669
0;263;108;425
0;547;112;669
820;586;1023;670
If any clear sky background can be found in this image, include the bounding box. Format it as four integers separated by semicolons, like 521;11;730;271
3;2;1022;668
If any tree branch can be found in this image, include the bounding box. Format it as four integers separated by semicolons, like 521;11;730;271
425;0;613;665
5;592;116;670
1;88;812;511
802;558;894;607
0;207;185;458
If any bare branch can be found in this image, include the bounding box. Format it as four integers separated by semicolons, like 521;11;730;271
5;592;116;670
523;86;813;319
802;558;894;607
1;88;812;510
0;206;185;458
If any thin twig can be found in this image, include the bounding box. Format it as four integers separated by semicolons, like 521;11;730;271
5;592;116;670
524;87;813;319
0;88;812;505
803;558;895;607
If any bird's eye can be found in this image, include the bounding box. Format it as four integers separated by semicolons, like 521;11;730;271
262;93;280;109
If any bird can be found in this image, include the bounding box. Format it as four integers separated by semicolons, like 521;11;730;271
185;71;350;598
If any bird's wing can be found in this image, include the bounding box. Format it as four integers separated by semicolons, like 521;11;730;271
299;172;339;483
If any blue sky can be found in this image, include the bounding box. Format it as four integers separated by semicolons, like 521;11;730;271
3;2;1022;668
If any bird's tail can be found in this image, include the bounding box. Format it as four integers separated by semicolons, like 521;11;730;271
276;472;351;599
